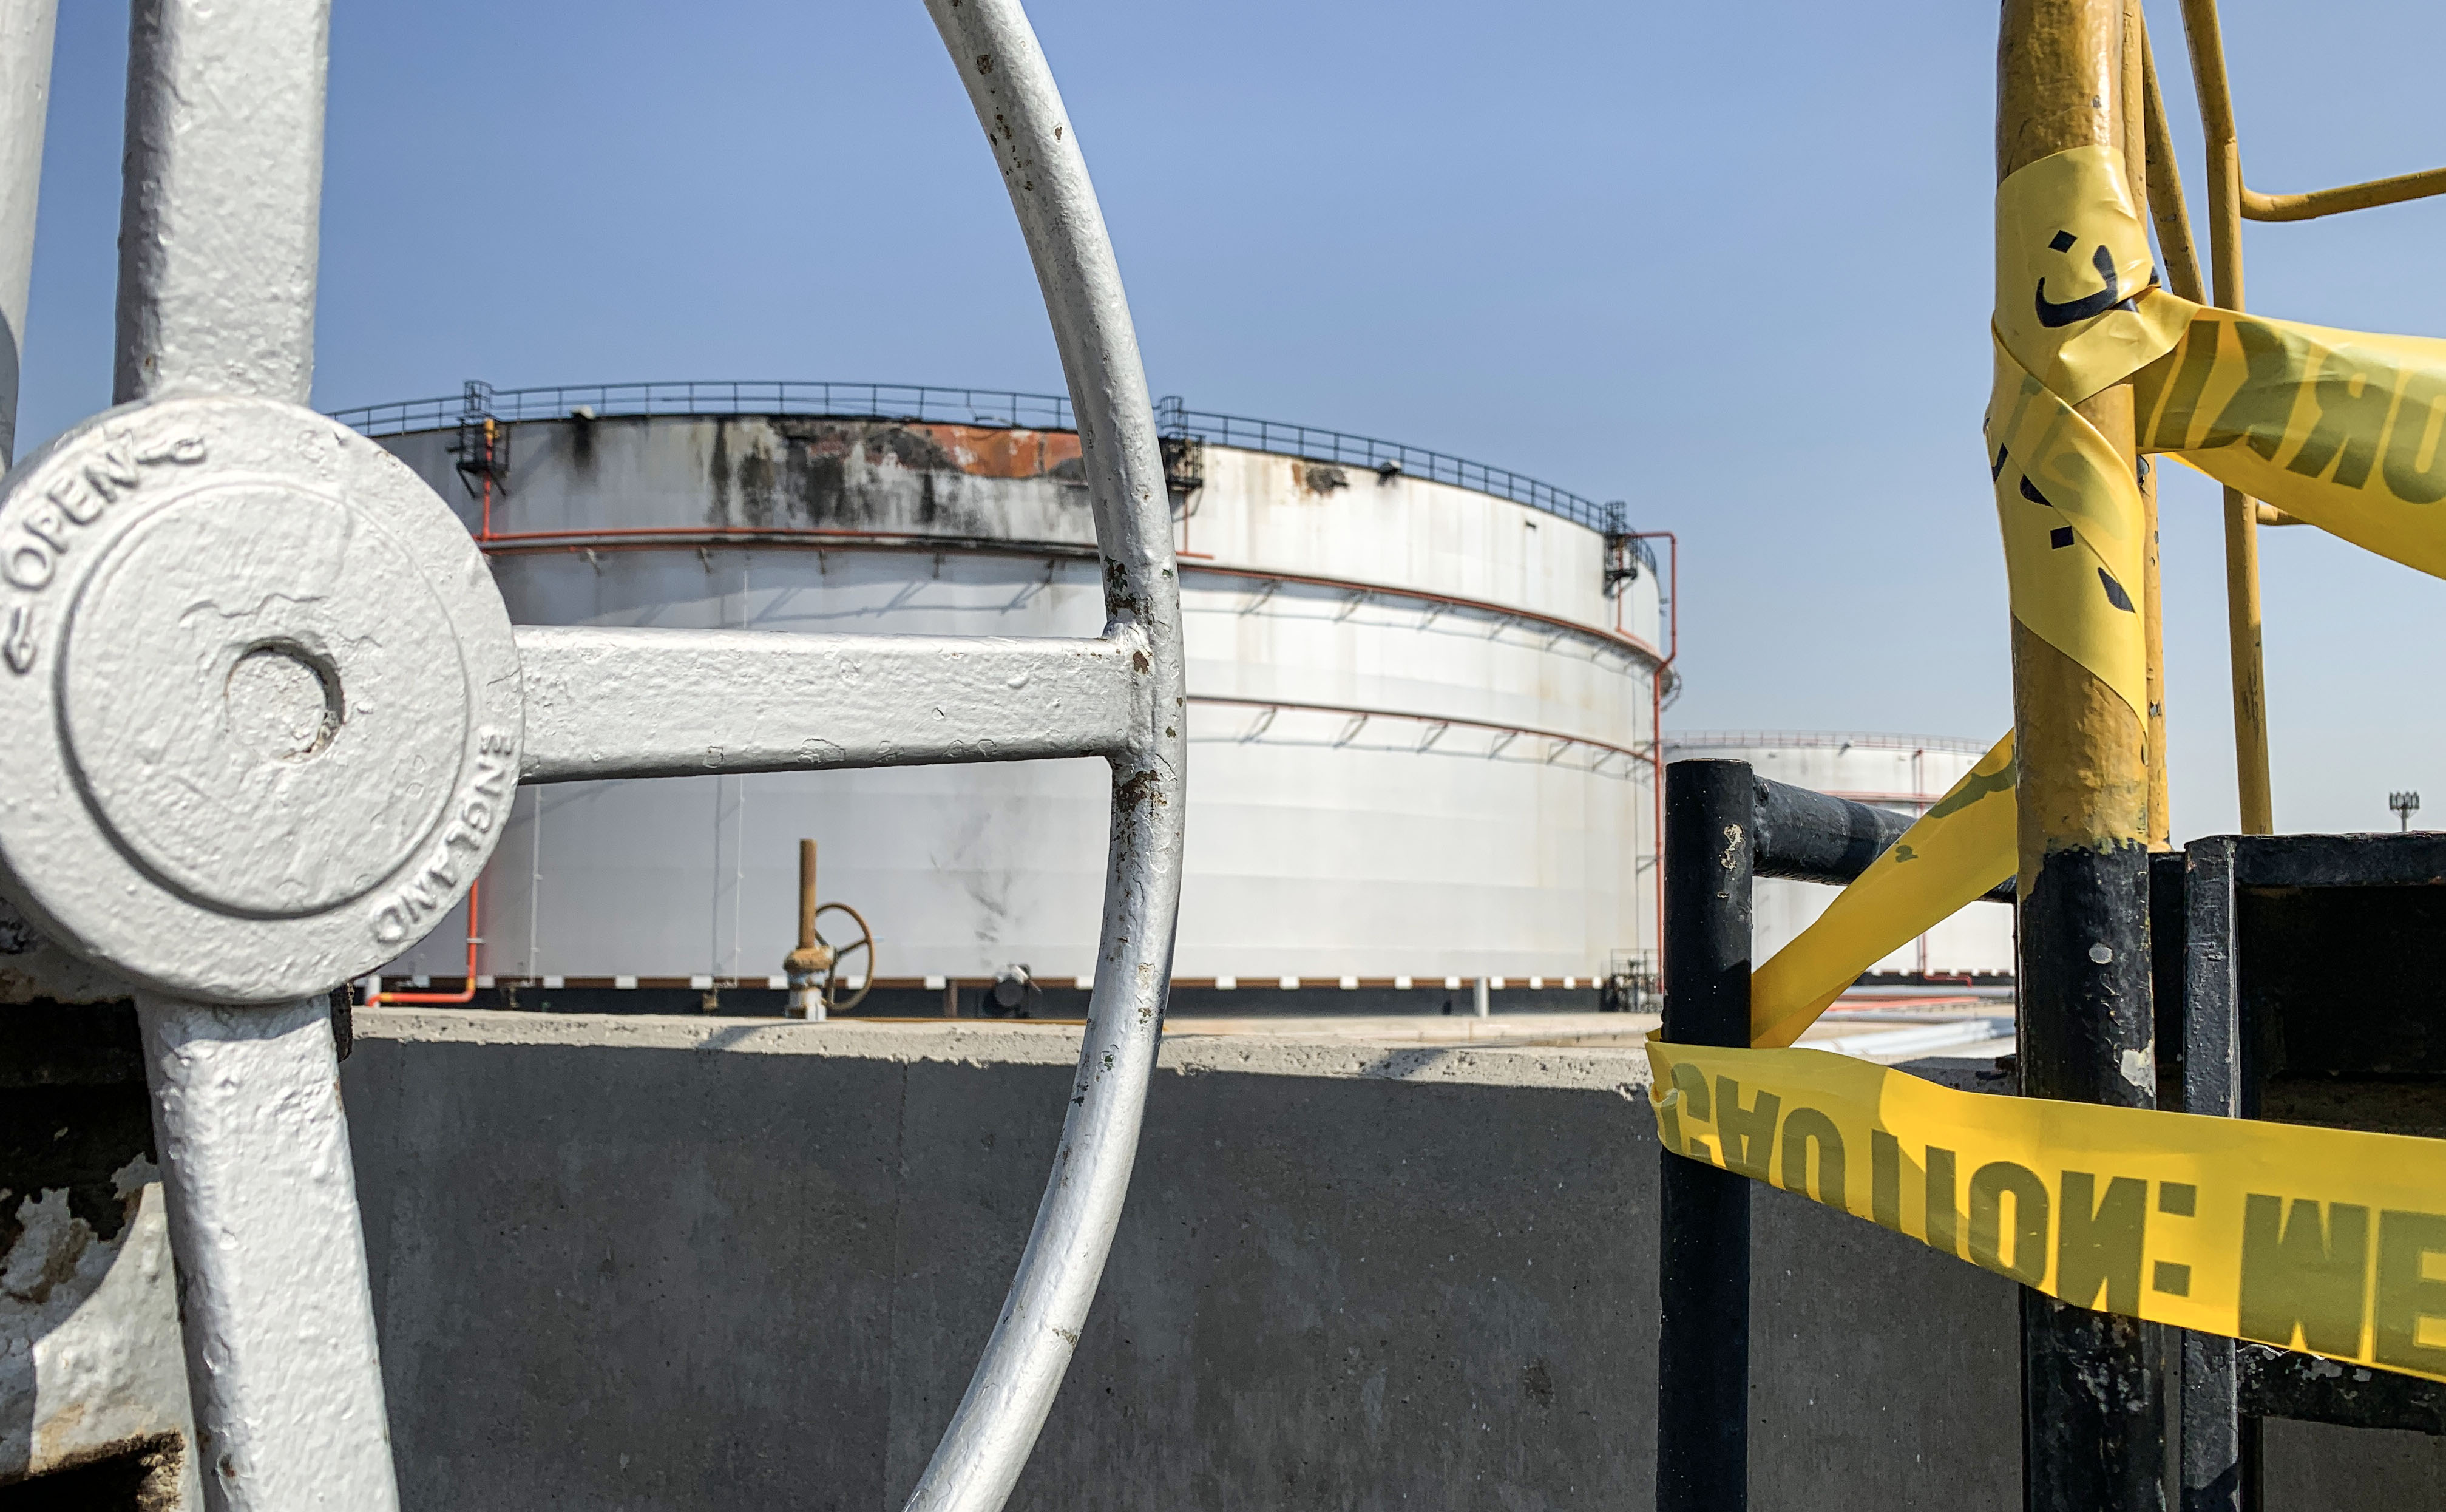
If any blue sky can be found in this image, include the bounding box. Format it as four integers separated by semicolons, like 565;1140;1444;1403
18;0;2446;838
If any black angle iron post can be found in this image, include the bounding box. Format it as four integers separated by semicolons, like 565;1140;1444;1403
1658;762;2022;1511
1658;759;1755;1512
2163;835;2446;1504
2172;840;2245;1510
2017;839;2163;1510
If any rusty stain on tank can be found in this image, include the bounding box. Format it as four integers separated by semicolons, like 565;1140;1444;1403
693;418;1091;537
931;424;1082;479
1295;460;1350;497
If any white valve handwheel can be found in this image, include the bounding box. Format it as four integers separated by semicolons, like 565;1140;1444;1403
0;395;520;1003
0;1;1184;1510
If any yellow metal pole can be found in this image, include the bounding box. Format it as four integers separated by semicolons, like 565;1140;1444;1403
2125;0;2169;850
2140;33;2206;304
1998;1;2163;1502
2001;0;2153;890
2177;0;2275;833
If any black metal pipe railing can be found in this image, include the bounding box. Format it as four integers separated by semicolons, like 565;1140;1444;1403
1658;761;1757;1511
1657;758;2012;1510
1755;775;2016;900
1153;396;1628;538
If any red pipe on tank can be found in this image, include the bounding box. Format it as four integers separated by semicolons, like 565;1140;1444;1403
1628;532;1678;986
364;881;482;1006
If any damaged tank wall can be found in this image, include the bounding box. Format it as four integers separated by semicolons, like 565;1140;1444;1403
374;413;1662;989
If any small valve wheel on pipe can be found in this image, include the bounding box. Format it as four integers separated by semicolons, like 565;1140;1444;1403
784;838;874;1019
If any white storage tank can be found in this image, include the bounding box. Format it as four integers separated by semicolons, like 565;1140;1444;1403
351;382;1668;1012
1661;731;2016;984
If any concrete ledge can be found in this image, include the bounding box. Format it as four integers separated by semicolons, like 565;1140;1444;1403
358;1006;1663;1094
342;1009;2438;1510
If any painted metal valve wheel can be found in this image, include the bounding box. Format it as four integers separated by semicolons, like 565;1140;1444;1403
0;0;1182;1508
810;901;876;1014
0;395;521;1003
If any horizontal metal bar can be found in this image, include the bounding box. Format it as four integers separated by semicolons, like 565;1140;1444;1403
479;525;1103;563
515;625;1147;782
2237;1341;2446;1434
2227;833;2446;889
1753;776;1912;884
2243;163;2446;222
1668;728;1995;757
1752;774;2014;901
328;379;1079;436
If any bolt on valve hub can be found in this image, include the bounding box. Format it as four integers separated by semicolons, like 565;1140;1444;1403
0;393;521;1002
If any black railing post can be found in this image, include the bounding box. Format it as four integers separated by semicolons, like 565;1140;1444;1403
2173;838;2246;1510
1657;758;1753;1511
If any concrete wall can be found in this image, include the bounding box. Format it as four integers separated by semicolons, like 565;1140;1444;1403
340;1010;2445;1508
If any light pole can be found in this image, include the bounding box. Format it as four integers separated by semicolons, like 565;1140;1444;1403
2391;792;2421;832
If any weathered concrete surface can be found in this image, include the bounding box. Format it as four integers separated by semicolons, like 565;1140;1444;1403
344;1011;2433;1510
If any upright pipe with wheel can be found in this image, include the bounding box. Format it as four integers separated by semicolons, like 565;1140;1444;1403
785;838;830;1020
1997;3;2164;1506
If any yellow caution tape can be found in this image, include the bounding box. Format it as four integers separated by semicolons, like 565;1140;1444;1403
1760;141;2446;1049
1654;143;2446;1379
1749;730;2016;1048
2135;307;2446;579
1648;1039;2446;1388
1987;143;2182;724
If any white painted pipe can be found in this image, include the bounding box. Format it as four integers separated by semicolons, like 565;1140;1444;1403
1475;976;1491;1017
115;3;401;1507
136;996;399;1512
115;0;328;405
0;0;56;466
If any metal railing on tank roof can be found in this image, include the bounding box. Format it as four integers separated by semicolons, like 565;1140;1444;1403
327;379;1079;438
324;380;1643;546
1664;731;1995;756
1153;396;1627;537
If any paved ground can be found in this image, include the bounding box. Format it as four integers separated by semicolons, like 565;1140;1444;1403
1164;991;2017;1064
